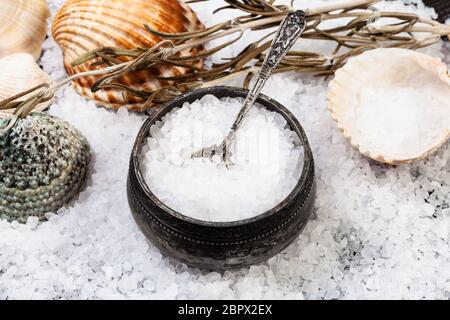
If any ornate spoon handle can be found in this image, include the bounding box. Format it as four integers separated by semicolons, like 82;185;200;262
226;10;306;139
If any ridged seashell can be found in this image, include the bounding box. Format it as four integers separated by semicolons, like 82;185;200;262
328;48;450;165
0;113;90;223
0;53;53;119
52;0;205;111
0;0;50;59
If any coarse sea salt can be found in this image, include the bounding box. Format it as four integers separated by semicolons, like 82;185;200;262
141;95;304;222
1;0;449;300
355;86;450;159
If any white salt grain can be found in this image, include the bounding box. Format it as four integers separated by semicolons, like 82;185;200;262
141;95;304;222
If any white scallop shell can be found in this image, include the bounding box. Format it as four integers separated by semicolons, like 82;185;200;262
0;0;50;59
0;53;53;119
328;48;450;165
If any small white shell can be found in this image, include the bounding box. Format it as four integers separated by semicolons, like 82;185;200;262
328;48;450;164
0;0;50;59
0;53;53;118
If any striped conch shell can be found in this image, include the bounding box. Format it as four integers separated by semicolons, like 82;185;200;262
0;0;50;59
52;0;205;111
0;53;53;119
328;48;450;165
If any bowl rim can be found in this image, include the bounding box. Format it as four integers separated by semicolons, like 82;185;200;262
130;86;314;228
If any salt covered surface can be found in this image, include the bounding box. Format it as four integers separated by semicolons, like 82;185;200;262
0;0;449;299
141;95;303;222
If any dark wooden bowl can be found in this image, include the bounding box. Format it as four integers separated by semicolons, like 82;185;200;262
127;86;316;271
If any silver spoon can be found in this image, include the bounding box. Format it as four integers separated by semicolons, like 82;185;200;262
191;10;307;165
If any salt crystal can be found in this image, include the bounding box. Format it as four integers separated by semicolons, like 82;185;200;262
118;275;138;293
26;216;40;230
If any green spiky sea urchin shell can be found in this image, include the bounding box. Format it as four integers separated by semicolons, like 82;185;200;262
0;113;90;223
